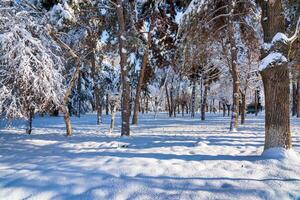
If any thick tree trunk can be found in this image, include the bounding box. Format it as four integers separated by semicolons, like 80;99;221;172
261;66;291;149
116;1;131;136
201;85;208;121
228;14;240;131
259;0;292;150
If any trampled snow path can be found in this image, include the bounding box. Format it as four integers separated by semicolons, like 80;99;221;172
0;113;299;200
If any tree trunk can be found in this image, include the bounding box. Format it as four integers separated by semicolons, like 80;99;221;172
292;81;297;116
91;50;102;124
228;8;240;131
165;84;172;117
297;78;300;117
254;89;258;116
223;103;226;117
132;48;148;125
106;93;109;115
116;1;130;136
109;104;117;134
26;108;34;134
259;0;291;150
201;85;208;121
241;92;246;124
191;79;196;118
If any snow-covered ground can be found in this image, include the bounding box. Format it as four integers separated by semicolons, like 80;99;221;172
0;112;299;200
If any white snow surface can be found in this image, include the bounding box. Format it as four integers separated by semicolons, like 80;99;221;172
259;52;288;71
0;113;300;200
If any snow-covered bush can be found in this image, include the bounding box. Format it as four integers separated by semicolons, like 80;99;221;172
0;3;65;120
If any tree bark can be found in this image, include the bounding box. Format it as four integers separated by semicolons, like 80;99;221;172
91;50;102;125
116;1;131;136
292;81;297;116
109;104;117;134
106;93;109;115
165;84;172;117
297;78;300;117
201;84;208;121
259;0;291;150
191;79;196;118
26;108;34;134
132;48;148;124
228;7;240;131
241;92;246;124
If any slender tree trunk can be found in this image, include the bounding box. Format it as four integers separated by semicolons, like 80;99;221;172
201;85;208;121
223;103;226;117
191;79;196;118
292;81;297;116
91;50;102;124
297;78;300;117
259;0;291;150
227;104;230;116
146;97;149;114
106;93;109;115
26;108;34;134
77;70;81;117
109;104;116;134
165;84;172;117
132;49;148;124
116;1;130;136
241;92;246;124
254;89;258;116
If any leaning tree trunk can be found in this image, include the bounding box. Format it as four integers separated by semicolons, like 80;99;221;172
259;0;292;150
165;84;172;117
116;1;131;136
132;49;148;125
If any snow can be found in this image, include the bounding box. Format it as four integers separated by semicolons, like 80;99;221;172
0;113;299;200
259;52;288;71
262;147;300;161
271;33;289;44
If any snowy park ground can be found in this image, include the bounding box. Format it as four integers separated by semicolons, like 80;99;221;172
0;112;300;200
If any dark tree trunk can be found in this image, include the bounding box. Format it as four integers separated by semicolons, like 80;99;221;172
26;108;34;134
241;92;246;124
165;84;172;117
132;50;148;124
191;79;196;118
106;93;109;115
223;103;226;117
297;78;300;117
292;82;297;116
